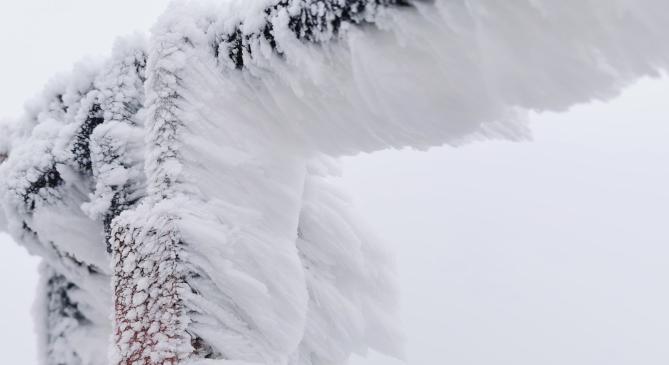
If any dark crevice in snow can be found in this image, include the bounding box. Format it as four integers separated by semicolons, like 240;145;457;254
22;165;64;211
45;272;89;365
46;273;89;323
71;103;104;173
104;191;142;253
214;0;416;69
56;94;68;113
191;335;221;359
286;0;412;42
134;59;148;84
50;242;102;275
20;222;102;280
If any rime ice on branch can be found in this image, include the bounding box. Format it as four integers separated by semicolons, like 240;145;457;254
2;0;669;364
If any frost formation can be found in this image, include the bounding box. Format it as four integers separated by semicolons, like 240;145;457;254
1;0;668;364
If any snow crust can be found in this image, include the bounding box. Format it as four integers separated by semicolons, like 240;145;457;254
1;1;668;364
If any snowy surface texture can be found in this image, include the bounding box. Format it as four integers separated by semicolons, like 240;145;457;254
1;0;668;364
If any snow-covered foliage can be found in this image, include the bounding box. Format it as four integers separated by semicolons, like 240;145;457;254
1;0;668;364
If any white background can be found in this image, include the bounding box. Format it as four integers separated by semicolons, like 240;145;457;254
1;1;668;364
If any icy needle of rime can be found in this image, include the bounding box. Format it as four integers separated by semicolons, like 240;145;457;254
294;166;401;364
40;267;85;365
2;1;669;365
37;264;108;365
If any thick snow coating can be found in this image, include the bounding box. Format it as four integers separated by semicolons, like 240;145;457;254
1;1;668;364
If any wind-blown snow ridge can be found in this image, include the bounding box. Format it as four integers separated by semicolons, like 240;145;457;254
1;1;668;364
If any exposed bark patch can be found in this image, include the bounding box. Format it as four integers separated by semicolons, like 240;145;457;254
112;217;190;365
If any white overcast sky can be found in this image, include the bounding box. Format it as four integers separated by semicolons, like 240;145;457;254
1;1;668;365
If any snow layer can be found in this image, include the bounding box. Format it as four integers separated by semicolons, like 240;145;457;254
148;0;668;155
1;1;669;364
